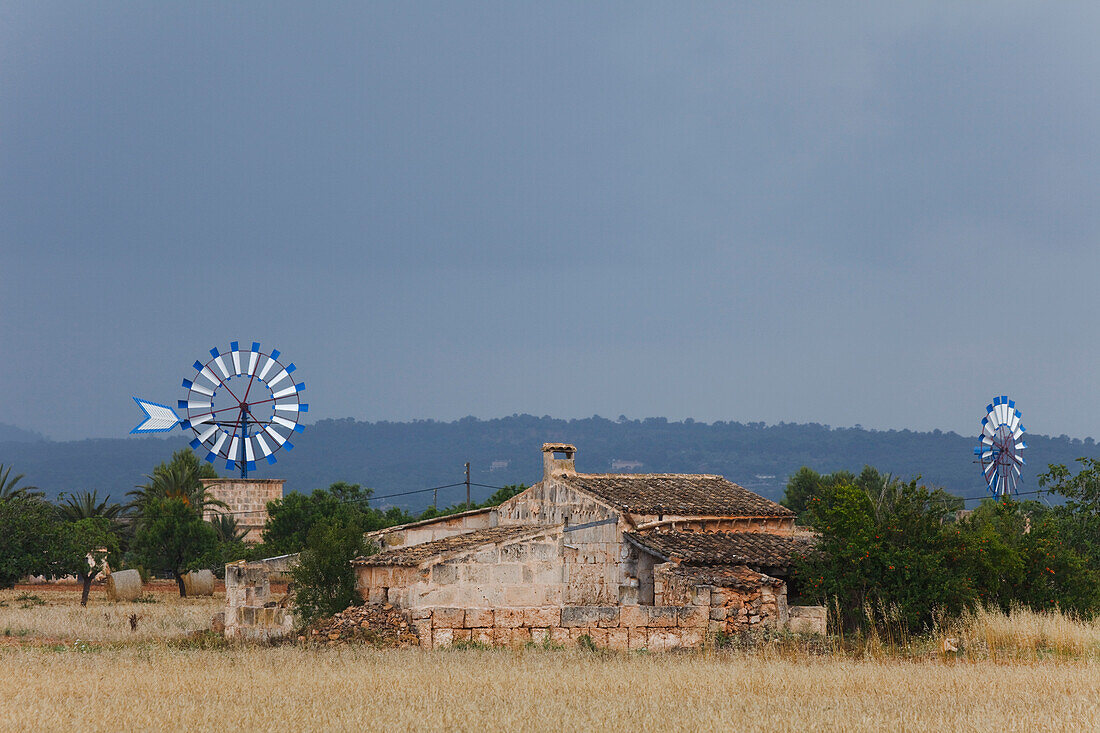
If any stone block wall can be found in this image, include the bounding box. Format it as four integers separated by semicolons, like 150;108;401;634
412;604;712;651
561;520;624;606
496;478;614;532
224;555;298;640
413;582;812;650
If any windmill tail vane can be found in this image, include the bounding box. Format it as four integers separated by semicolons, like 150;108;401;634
130;341;307;478
973;395;1027;499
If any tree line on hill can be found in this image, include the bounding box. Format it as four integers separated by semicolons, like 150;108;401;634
7;415;1100;508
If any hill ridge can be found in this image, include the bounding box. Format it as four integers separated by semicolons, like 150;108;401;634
2;415;1096;507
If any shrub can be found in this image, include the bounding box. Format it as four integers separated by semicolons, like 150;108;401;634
291;517;374;626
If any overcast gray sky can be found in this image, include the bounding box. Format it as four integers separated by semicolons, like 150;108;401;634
2;3;1099;441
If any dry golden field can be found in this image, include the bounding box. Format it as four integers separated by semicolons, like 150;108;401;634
2;587;1099;732
0;584;220;644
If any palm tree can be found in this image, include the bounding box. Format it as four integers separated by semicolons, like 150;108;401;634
58;490;125;527
209;512;248;544
0;464;41;500
127;449;226;518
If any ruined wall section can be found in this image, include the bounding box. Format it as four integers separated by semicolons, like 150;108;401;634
356;529;565;609
223;555;298;640
653;564;790;631
369;510;495;552
413;598;821;651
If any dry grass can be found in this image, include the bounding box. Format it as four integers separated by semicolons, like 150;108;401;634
955;605;1100;659
0;586;219;643
1;645;1098;731
3;588;1100;731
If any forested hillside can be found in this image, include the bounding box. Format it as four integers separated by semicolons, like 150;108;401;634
3;415;1097;509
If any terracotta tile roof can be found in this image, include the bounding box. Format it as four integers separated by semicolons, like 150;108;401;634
626;530;815;571
562;473;794;518
668;564;785;590
352;526;554;567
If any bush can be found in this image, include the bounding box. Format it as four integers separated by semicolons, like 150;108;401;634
291;517;375;626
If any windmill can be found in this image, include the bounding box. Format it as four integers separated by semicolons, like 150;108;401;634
130;342;307;478
973;396;1027;498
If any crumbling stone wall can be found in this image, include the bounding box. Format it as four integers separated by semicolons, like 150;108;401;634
788;605;827;634
654;563;789;633
224;555;297;640
410;565;812;649
370;509;495;552
356;530;565;609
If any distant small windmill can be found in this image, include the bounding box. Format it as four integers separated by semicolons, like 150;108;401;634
973;396;1027;498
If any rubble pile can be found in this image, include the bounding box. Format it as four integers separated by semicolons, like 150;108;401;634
304;603;420;647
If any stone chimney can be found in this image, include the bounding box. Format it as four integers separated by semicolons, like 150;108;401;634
542;443;577;481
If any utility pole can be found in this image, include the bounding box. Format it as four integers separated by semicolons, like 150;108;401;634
465;462;471;509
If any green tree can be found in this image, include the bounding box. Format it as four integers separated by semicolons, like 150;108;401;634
206;512;250;569
262;482;406;556
956;499;1100;616
59;517;120;606
479;483;526;507
1039;458;1100;568
782;467;855;521
290;517;375;625
0;496;65;587
795;474;972;633
129;497;219;596
0;464;42;500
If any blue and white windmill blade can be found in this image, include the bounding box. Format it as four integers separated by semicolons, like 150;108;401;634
130;398;181;434
1008;409;1021;430
231;342;243;376
257;355;278;381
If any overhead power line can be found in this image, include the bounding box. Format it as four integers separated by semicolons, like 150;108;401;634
206;480;513;517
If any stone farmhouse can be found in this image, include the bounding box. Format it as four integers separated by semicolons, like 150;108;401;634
351;443;824;649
